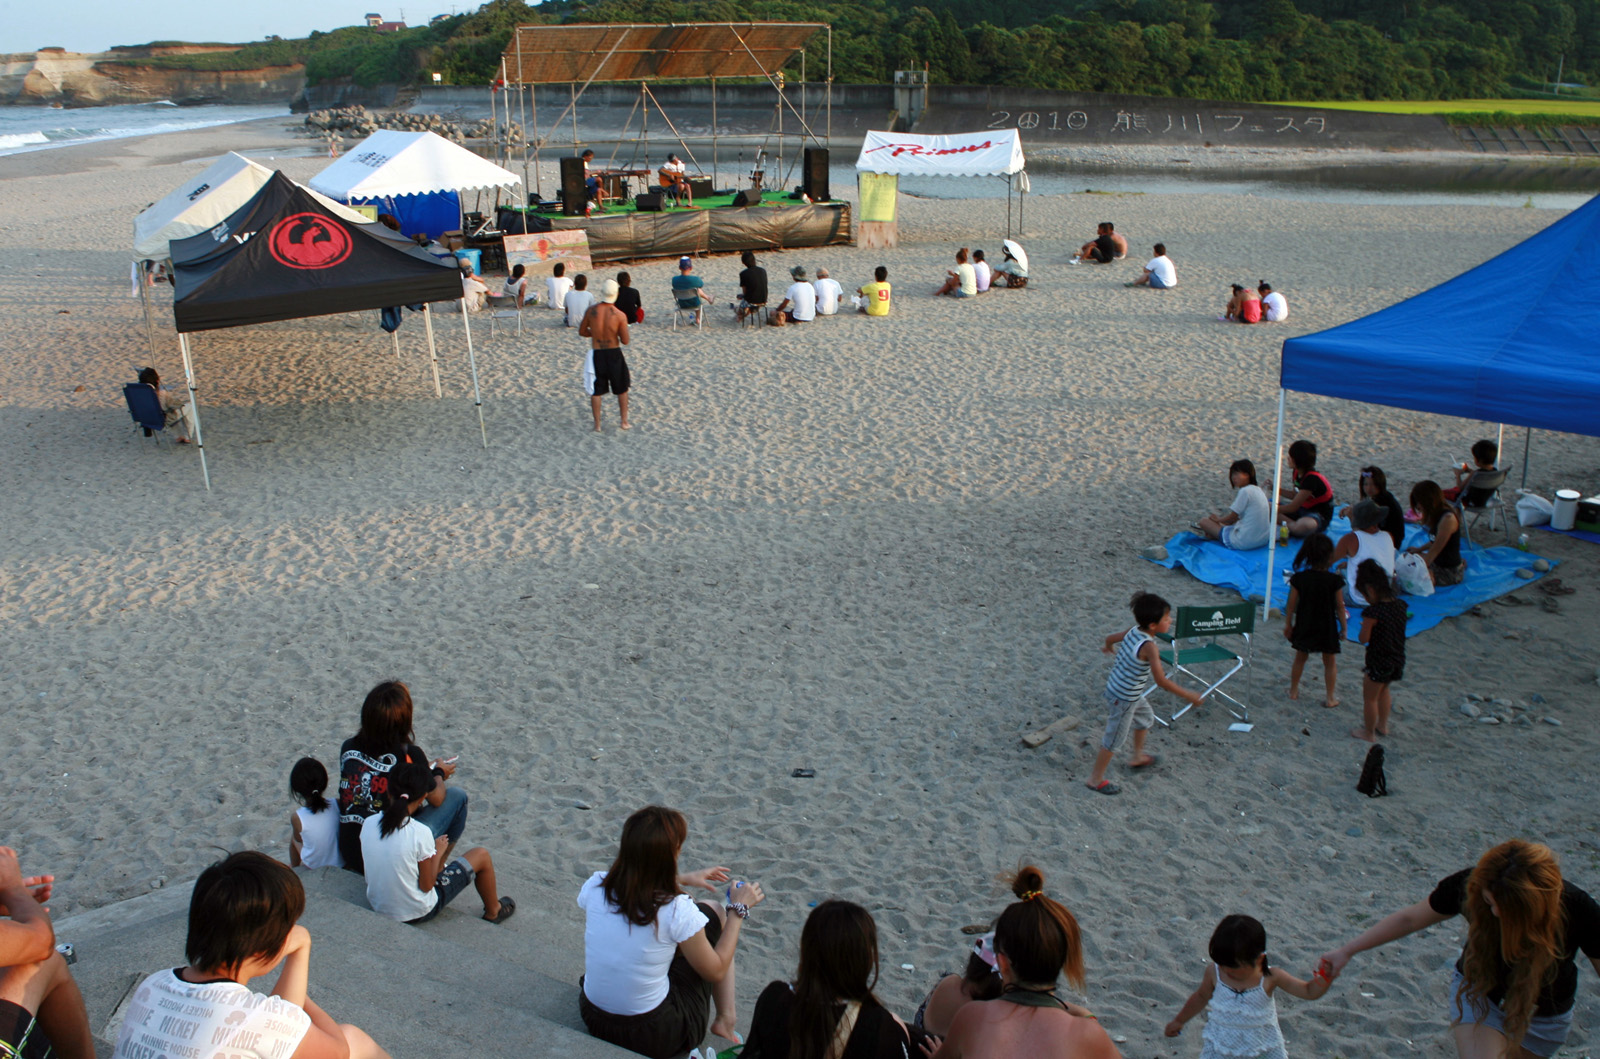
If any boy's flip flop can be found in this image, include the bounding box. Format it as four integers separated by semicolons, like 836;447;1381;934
1538;578;1575;596
1129;754;1162;770
1086;780;1121;796
485;897;516;924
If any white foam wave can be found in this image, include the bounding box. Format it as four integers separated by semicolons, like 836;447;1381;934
0;131;50;150
0;106;285;158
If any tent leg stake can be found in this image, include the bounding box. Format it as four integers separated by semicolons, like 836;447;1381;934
424;303;442;398
178;332;211;492
459;301;487;448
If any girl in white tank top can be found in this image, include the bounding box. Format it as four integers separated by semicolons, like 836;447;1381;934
1164;914;1331;1058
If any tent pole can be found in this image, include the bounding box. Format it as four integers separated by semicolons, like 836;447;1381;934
531;84;541;199
711;77;718;189
392;327;401;369
138;263;161;364
1262;388;1287;622
424;303;442;398
459;302;487;448
178;332;211;492
826;27;832;146
1521;426;1532;490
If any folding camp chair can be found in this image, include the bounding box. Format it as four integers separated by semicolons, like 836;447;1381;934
123;383;170;445
1454;467;1512;547
671;289;704;331
1143;602;1255;725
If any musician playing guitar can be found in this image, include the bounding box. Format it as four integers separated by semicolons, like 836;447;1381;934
657;154;692;207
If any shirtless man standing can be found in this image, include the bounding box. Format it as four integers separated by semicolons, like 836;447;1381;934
578;279;632;432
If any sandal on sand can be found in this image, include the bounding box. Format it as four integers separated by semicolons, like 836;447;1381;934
1129;754;1161;770
485;897;516;924
1538;578;1575;596
1086;780;1121;796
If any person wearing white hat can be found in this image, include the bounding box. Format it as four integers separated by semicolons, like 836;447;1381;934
578;279;632;432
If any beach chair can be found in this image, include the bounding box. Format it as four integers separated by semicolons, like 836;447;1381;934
1143;602;1255;726
1455;467;1512;547
740;302;769;328
123;383;170;446
671;288;704;331
485;294;523;338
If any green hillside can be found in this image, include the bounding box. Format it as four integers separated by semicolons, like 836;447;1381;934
112;0;1600;102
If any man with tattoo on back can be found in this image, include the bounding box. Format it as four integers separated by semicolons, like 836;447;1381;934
578;279;632;432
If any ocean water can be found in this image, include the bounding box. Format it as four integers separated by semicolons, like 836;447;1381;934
0;102;289;158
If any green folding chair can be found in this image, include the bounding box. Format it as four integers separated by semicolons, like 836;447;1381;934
1143;602;1255;725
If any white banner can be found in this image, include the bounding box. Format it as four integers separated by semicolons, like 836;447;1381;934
855;129;1025;177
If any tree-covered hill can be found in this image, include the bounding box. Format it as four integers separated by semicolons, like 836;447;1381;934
113;0;1600;101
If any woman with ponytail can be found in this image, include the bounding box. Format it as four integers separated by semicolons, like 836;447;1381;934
742;900;912;1059
288;757;342;869
1321;840;1600;1058
930;867;1117;1058
358;762;512;926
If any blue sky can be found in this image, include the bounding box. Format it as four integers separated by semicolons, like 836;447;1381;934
0;1;467;54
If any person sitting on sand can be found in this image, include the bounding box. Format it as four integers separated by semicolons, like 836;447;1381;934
336;679;466;874
928;866;1117;1059
812;267;844;315
971;249;992;293
934;248;976;298
1129;243;1177;289
135;366;195;443
1258;281;1288;322
1332;499;1396;603
1;846;93;1059
361;762;513;926
1405;481;1465;588
770;266;817;326
1071;222;1126;265
1223;283;1262;323
564;274;595;328
547;262;573;314
1277;439;1335;538
992;241;1029;288
856;266;891;316
614;271;643;324
914;931;1004;1037
578;806;765;1058
1319;839;1600;1059
110;851;390;1059
1194;459;1271;550
742;900;915;1059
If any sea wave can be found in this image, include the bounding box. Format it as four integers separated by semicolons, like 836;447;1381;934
0;131;50;150
0;105;286;158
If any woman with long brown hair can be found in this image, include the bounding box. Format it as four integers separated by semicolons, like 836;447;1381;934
929;866;1118;1058
577;806;764;1058
1405;480;1466;587
1321;840;1600;1058
742;900;912;1059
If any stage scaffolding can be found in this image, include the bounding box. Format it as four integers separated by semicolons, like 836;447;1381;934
493;22;832;200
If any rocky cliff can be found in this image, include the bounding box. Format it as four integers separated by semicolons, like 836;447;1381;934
0;47;304;106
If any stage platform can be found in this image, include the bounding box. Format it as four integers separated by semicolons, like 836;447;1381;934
496;194;853;263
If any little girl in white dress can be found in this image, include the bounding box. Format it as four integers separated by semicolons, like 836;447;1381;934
1164;914;1331;1058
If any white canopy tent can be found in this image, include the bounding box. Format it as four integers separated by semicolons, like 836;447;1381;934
309;130;523;205
856;128;1029;235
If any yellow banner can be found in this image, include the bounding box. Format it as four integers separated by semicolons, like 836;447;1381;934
857;173;898;223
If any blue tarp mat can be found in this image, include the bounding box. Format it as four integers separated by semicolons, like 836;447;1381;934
1537;523;1600;545
1144;516;1559;640
351;190;462;242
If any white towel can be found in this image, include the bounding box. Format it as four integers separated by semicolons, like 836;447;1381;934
582;349;596;396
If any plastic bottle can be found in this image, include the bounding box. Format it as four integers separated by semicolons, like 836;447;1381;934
1517;533;1530;551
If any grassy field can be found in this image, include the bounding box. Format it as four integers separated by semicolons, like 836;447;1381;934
1276;98;1600;125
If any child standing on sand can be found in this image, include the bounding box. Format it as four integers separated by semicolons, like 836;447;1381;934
1283;533;1346;709
1353;559;1406;743
1086;592;1204;796
1165;914;1330;1058
289;757;343;869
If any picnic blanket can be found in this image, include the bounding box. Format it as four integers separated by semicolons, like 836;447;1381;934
1537;523;1600;545
1144;516;1559;640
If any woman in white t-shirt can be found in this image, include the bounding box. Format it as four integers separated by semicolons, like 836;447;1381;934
578;805;766;1059
1194;459;1271;550
112;851;389;1059
288;757;342;870
360;762;514;926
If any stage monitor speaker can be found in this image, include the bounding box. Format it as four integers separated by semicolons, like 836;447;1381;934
636;192;663;212
803;147;830;202
688;178;714;199
559;157;586;216
732;189;760;208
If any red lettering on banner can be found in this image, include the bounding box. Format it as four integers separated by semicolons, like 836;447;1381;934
862;141;995;158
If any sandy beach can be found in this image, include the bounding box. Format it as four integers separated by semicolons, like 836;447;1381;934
1;115;1598;1058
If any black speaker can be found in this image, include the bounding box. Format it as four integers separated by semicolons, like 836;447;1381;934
732;189;760;208
635;192;663;212
559;157;586;216
802;147;829;202
689;178;714;199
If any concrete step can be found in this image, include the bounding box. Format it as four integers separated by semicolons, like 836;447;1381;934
53;869;637;1059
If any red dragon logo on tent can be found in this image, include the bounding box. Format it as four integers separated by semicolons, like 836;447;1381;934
267;212;353;270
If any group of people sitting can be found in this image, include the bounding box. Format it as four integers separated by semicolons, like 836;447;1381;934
1221;282;1289;323
932;244;1029;297
677;252;893;326
1193;438;1505;595
1066;222;1179;291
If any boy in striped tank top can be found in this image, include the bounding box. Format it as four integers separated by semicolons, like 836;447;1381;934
1087;592;1204;796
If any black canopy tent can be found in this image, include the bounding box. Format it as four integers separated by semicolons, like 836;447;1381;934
168;173;487;489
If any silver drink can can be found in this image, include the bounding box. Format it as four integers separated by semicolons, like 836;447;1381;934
55;942;75;965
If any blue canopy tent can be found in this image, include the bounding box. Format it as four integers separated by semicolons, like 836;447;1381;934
1262;194;1600;611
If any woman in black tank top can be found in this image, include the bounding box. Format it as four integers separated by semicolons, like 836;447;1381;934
1406;481;1465;586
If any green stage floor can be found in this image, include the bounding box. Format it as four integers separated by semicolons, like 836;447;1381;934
510;192;842;219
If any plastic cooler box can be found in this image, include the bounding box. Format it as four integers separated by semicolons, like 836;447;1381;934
454;248;482;275
1576;496;1600;533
